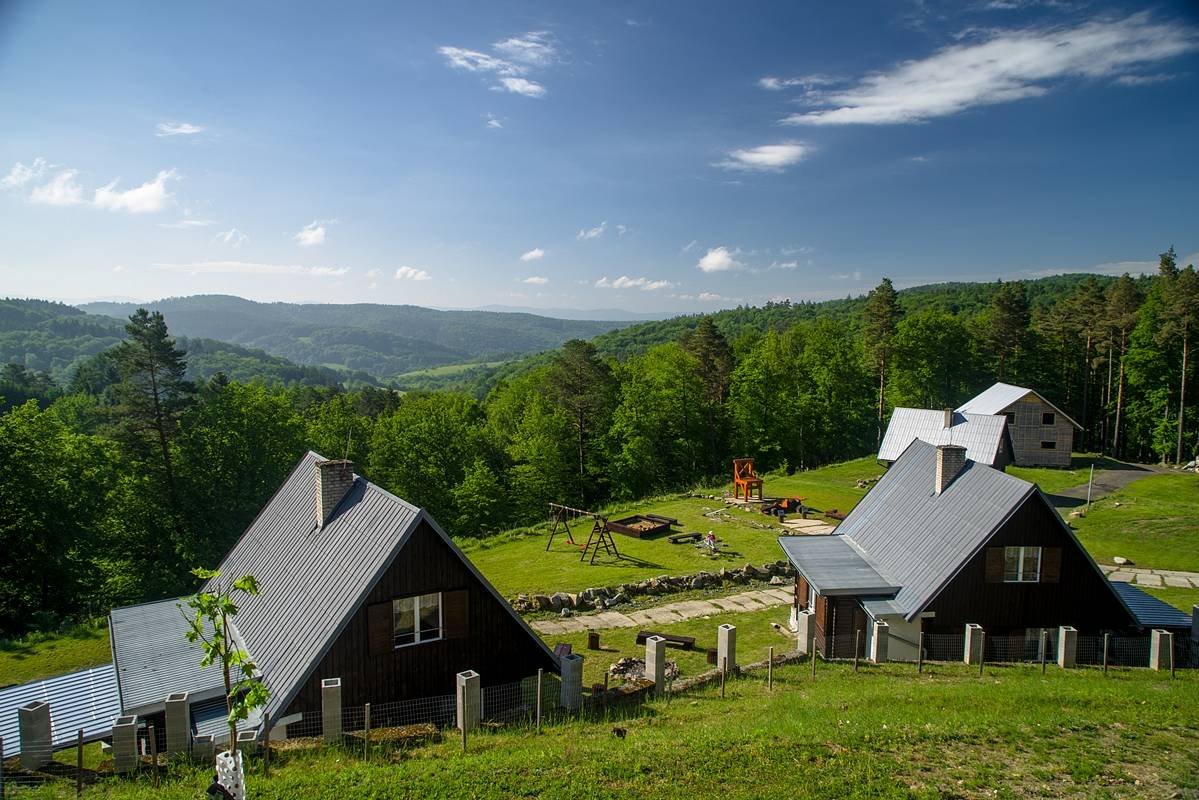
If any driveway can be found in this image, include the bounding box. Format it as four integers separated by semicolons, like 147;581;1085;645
1047;461;1166;510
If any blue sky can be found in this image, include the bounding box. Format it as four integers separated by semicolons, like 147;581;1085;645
1;1;1197;313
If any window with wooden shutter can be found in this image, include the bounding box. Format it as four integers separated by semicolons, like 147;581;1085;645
984;547;1004;583
1041;547;1062;583
442;589;470;639
367;601;393;656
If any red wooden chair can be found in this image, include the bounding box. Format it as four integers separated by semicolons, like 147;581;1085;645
732;458;764;501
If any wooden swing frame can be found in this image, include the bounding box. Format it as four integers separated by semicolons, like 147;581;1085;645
546;503;621;565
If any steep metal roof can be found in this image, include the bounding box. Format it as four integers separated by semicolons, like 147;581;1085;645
956;382;1082;429
1109;581;1194;629
878;408;1008;465
0;665;120;756
109;598;225;715
823;439;1036;621
778;535;900;596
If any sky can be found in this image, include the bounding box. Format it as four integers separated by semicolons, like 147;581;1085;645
1;0;1197;314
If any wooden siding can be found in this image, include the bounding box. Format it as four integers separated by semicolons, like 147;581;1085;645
1003;395;1074;467
924;494;1133;635
284;520;555;716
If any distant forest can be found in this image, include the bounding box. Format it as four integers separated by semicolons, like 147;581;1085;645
1;253;1195;637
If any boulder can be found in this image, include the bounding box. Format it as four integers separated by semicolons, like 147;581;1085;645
534;594;553;611
1113;556;1134;566
550;591;574;611
769;575;786;586
560;608;574;618
607;592;629;607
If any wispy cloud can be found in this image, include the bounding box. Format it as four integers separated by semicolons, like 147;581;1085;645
294;219;335;247
395;266;431;281
717;142;810;172
696;246;744;273
155;121;204;137
214;228;248;247
577;221;607;240
522;275;549;285
1114;72;1181;86
439;31;558;97
158;214;216;229
520;247;545;261
758;74;837;92
782;13;1197;126
595;275;673;291
155;260;349;277
485;113;503;129
673;291;728;302
30;170;85;206
2;157;49;190
93;169;178;213
681;239;699;254
492;31;558;67
829;271;863;281
496;77;546;97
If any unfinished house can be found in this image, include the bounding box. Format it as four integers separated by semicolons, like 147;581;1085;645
878;407;1012;468
956;382;1081;467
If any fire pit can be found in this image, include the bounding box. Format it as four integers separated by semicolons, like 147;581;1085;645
609;656;680;682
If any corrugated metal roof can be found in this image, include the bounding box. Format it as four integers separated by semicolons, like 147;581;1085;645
878;408;1008;465
109;598;225;715
828;439;1036;620
1109;581;1194;629
957;382;1082;429
778;535;900;596
0;665;120;756
190;696;262;742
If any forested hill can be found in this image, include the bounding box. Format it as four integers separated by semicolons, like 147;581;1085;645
0;298;373;397
81;295;634;379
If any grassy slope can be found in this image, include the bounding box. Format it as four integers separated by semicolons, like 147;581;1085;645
1070;471;1199;572
27;661;1199;799
1005;454;1113;496
0;620;110;687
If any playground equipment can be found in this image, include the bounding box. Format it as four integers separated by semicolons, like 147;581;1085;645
732;458;764;501
546;503;622;565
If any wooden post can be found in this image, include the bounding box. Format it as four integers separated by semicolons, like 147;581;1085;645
1102;633;1110;674
76;728;84;798
149;723;159;788
536;669;543;733
854;630;861;672
917;632;924;674
1040;630;1048;674
263;711;271;777
978;632;986;677
363;704;371;762
768;647;774;691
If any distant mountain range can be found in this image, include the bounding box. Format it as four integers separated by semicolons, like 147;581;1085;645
470;305;674;322
80;295;634;380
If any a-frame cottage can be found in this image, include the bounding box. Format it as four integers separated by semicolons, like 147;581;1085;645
108;453;557;738
781;440;1191;661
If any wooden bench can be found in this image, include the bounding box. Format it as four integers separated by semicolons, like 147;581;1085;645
635;631;696;650
668;532;702;544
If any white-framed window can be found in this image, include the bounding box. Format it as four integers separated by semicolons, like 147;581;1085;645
392;592;442;648
1003;546;1041;583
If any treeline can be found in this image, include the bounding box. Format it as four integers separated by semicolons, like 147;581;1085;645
2;253;1196;637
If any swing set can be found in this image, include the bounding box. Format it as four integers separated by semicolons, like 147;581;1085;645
546;502;622;565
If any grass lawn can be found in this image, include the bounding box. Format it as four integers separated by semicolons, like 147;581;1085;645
1071;471;1199;572
0;619;110;687
17;659;1198;799
1141;586;1199;614
1005;453;1115;496
461;457;881;599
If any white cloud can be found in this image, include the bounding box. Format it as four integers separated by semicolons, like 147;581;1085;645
758;74;837;92
522;276;549;285
365;268;383;279
395;266;431;281
770;261;801;270
2;157;49;190
520;247;545;261
485;113;503;129
717;142;809;172
496;77;546;97
30;170;85;206
155;122;204;137
437;46;518;74
294;219;335;247
681;239;699;253
214;228;248;247
1114;72;1179;86
829;271;863;281
93;169;178;213
492;31;557;67
155;261;350;277
696;246;745;273
616;224;629;236
782;13;1197;125
595;275;673;291
577;221;607;240
159;216;215;229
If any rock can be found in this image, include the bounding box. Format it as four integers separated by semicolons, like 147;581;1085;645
1113;556;1134;566
607;592;629;607
689;576;705;590
560;608;574;617
769;575;786;586
574;597;594;611
550;591;573;611
534;594;553;611
635;580;651;595
1068;510;1085;519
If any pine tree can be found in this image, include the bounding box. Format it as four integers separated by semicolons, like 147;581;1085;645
1160;265;1199;463
681;317;733;473
547;340;616;507
1105;275;1143;457
863;278;902;445
987;280;1030;382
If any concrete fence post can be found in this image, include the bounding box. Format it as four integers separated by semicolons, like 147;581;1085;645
645;635;667;694
717;624;737;673
321;678;342;743
796;609;812;655
560;653;583;711
192;734;215;765
870;620;890;663
963;623;983;666
456;670;481;731
1149;629;1173;671
1057;626;1078;669
165;692;191;756
18;700;52;771
112;714;139;775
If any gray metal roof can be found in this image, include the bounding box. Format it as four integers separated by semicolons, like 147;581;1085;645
109;597;226;715
778;535;900;596
878;408;1008;465
957;382;1081;429
0;665;120;756
822;439;1037;621
1109;581;1194;629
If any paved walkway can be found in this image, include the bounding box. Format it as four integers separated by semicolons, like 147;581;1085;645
1098;564;1199;588
1048;461;1166;509
530;587;794;636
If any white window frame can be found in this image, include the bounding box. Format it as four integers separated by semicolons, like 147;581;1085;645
1003;546;1042;583
392;592;443;649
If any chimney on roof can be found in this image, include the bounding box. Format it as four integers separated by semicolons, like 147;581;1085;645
316;459;355;526
935;444;966;495
943;408;953;429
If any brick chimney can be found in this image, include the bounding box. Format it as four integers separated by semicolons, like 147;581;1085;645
934;444;966;495
943;408;953;429
316;459;355;526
